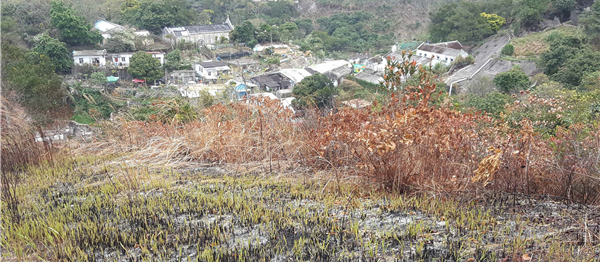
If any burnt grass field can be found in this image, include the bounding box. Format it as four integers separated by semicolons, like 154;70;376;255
1;157;599;262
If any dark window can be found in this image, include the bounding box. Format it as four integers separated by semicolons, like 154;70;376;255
79;58;84;64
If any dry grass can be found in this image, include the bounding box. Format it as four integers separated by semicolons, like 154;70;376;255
72;54;600;205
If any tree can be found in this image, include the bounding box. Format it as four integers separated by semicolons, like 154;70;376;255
516;0;549;28
292;73;338;110
90;72;107;86
552;0;575;19
429;2;494;43
229;21;257;44
539;33;582;75
501;44;515;56
480;13;506;32
579;1;600;38
493;66;530;94
121;0;197;34
32;33;72;74
128;51;164;83
2;45;71;125
104;30;136;53
165;49;189;72
551;49;600;88
50;1;102;46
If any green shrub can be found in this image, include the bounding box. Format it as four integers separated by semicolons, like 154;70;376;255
501;44;515;56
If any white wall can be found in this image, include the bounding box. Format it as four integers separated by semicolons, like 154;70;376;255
73;55;107;66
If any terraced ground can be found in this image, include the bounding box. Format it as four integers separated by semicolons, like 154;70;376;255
1;157;600;261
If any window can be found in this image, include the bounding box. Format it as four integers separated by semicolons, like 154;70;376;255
115;58;119;62
451;59;454;62
121;57;126;62
79;58;84;64
436;56;440;59
445;57;448;61
208;72;211;76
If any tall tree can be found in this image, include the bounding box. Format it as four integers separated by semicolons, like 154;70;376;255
50;1;102;46
229;21;257;44
292;73;337;110
32;33;73;74
128;51;164;83
2;45;71;125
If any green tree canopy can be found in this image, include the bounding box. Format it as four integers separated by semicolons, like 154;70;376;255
2;45;71;125
429;2;494;43
501;44;515;56
493;66;530;94
539;33;583;76
50;1;102;46
229;21;257;44
292;73;338;110
121;0;198;34
165;49;189;72
579;0;600;37
128;51;164;83
32;33;73;74
516;0;549;28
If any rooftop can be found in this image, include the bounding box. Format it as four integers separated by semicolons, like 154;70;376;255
279;69;313;83
309;60;351;74
94;20;124;33
197;61;229;68
417;41;465;57
73;50;107;56
166;20;234;36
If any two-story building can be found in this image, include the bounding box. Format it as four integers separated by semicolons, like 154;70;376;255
162;17;234;47
73;50;108;67
194;61;231;83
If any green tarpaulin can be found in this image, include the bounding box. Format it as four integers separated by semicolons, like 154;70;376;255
107;76;119;82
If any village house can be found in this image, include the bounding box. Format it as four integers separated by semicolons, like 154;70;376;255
162;17;234;47
105;52;165;68
169;70;196;85
250;73;292;91
74;50;165;68
415;41;468;66
73;50;108;67
307;60;353;86
194;61;231;83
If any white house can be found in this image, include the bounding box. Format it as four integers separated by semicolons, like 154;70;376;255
73;50;164;68
415;41;468;66
194;61;231;83
105;52;165;68
73;50;108;67
162;17;234;47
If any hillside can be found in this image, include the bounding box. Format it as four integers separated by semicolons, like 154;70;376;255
297;0;458;41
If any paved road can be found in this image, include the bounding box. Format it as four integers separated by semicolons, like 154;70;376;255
445;34;510;85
